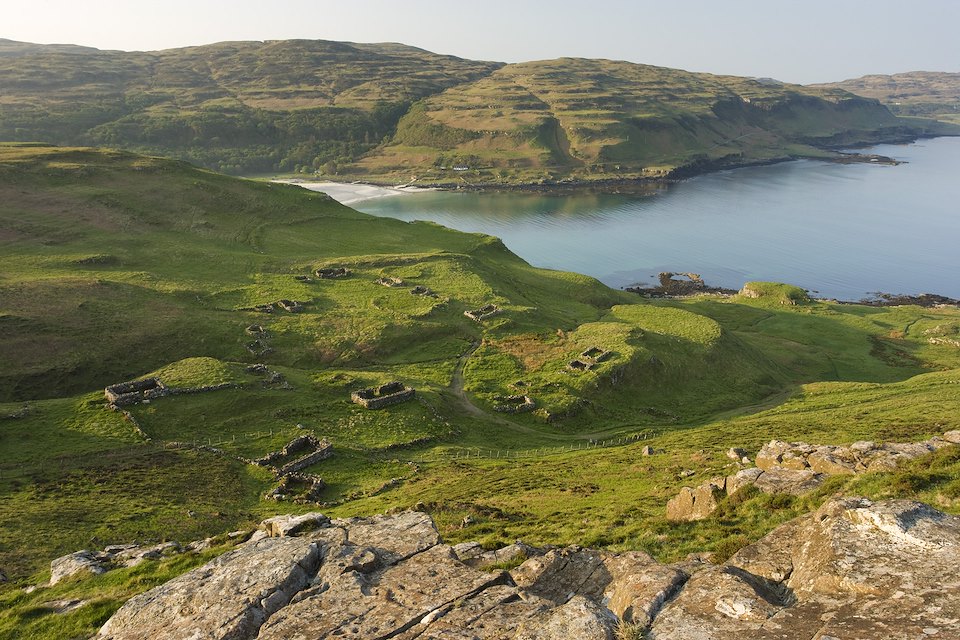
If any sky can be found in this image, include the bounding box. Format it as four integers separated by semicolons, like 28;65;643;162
4;0;958;84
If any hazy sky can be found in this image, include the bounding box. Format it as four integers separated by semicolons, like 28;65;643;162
4;0;958;83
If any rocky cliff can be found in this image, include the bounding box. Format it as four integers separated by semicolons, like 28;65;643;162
94;498;960;639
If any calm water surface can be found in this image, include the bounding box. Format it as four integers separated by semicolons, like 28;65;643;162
357;137;960;300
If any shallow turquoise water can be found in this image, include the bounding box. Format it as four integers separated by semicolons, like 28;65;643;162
357;137;960;300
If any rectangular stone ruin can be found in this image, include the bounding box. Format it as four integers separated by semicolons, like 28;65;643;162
376;277;405;287
104;378;167;407
493;394;536;413
315;267;350;279
567;359;595;372
277;299;303;312
580;346;612;362
252;435;334;476
351;381;416;409
464;304;501;322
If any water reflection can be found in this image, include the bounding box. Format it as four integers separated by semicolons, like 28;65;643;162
357;138;960;300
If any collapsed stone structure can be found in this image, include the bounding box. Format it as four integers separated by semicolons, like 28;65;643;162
277;299;303;312
464;304;501;322
376;276;405;287
104;378;237;408
410;285;434;296
351;381;415;409
95;499;960;639
252;435;333;477
493;394;536;413
568;346;612;372
104;378;166;406
667;431;960;521
315;267;350;279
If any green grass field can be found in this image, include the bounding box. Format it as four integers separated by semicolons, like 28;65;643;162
2;144;960;639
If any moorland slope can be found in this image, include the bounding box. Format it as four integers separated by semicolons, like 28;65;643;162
1;39;954;184
2;145;960;638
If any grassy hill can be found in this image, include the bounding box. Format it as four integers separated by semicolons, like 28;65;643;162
815;71;960;124
2;145;960;638
0;38;501;174
351;58;952;185
1;39;952;185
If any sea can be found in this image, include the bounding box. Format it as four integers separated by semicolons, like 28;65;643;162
355;137;960;301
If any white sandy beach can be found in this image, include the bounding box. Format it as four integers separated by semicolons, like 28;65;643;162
273;180;432;205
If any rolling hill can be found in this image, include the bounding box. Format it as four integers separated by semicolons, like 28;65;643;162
816;71;960;124
0;38;501;174
0;39;953;184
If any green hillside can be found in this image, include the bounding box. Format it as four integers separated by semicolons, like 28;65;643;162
0;39;953;185
353;58;952;184
2;145;960;638
0;38;501;174
816;71;960;124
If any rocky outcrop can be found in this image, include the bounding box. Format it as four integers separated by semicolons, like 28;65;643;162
667;432;959;521
50;542;182;585
94;499;960;639
649;497;960;639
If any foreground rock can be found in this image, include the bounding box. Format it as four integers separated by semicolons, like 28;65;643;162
650;497;960;639
667;431;958;521
95;498;960;639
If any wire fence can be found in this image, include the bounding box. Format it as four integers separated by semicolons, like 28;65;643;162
0;429;652;480
407;431;651;463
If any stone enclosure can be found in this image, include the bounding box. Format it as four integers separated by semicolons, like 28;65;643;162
567;346;612;372
351;381;415;409
104;378;238;408
314;267;350;279
493;394;536;413
464;304;501;322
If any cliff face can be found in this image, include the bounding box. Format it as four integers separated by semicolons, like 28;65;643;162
96;498;960;639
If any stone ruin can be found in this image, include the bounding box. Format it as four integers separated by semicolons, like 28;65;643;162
245;324;266;336
253;434;333;477
666;430;960;521
251;434;332;504
265;473;325;503
104;378;167;407
293;275;311;282
493;394;536;413
277;299;303;312
410;285;435;297
351;381;415;409
464;304;501;322
315;267;350;279
568;346;612;372
246;364;291;389
567;359;595;372
252;303;274;313
376;276;405;287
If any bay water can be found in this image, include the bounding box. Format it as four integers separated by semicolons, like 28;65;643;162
356;137;960;301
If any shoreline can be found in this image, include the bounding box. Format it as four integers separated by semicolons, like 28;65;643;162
289;132;954;198
272;180;435;205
